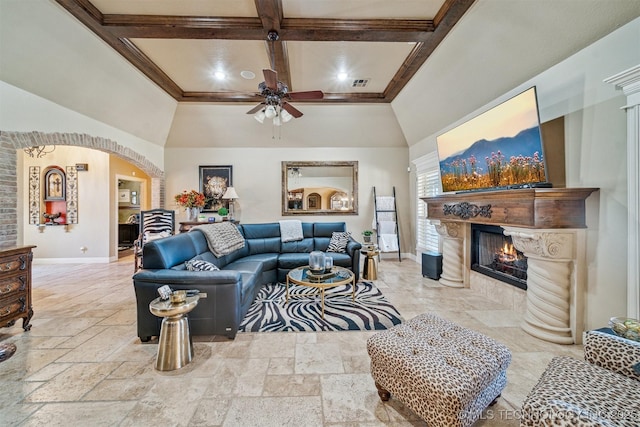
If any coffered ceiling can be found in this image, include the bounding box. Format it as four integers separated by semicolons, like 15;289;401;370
55;0;473;104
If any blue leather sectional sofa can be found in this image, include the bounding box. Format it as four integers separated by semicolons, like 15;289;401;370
132;222;362;340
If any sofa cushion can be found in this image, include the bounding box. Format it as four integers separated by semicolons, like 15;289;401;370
241;223;280;240
236;253;279;272
142;232;199;269
313;222;346;237
185;259;219;271
278;252;311;269
327;231;351;253
223;259;264;275
240;223;282;254
281;238;314;253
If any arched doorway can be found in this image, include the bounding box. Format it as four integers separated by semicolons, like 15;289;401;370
0;131;165;248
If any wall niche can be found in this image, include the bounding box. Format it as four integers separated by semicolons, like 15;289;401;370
29;165;78;228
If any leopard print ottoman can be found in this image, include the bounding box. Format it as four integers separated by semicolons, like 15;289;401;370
367;313;512;427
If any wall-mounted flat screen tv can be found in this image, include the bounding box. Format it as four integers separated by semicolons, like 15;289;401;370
436;86;548;193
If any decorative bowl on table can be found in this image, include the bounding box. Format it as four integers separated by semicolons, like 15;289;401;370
608;317;640;342
170;290;187;304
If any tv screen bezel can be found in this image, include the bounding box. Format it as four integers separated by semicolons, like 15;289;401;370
435;86;548;194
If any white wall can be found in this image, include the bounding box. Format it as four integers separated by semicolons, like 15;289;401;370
0;81;165;170
406;18;640;330
20;146;112;263
164;147;413;255
565;97;628;328
0;0;177;147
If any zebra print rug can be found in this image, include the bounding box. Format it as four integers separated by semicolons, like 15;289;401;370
238;281;403;332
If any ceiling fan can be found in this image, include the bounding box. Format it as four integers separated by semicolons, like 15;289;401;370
246;31;323;125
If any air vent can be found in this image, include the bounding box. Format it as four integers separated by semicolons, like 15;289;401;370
351;78;370;88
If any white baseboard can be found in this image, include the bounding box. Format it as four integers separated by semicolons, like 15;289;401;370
33;257;112;264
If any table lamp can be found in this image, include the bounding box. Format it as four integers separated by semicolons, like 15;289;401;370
222;187;239;221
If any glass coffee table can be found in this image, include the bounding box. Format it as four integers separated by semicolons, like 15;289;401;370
286;266;355;319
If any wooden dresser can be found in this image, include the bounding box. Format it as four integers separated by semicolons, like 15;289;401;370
1;246;36;331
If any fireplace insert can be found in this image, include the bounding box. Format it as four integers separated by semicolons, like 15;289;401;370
471;224;527;290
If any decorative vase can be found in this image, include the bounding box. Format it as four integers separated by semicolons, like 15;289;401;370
309;251;325;273
186;207;199;221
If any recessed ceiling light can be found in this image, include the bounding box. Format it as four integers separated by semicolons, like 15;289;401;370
214;71;226;80
337;72;348;81
241;70;256;79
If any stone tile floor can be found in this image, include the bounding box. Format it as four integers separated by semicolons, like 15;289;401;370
0;255;583;426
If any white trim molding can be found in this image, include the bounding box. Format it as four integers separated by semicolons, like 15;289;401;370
605;64;640;319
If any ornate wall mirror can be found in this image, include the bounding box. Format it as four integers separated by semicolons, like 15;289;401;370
282;161;358;216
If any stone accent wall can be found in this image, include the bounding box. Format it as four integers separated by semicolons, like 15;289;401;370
0;141;18;247
0;131;165;248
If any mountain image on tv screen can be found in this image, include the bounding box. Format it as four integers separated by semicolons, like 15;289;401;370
436;87;547;193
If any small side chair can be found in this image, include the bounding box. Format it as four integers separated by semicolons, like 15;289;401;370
133;208;175;272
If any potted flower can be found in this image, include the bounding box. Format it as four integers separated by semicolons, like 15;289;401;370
174;190;206;221
217;207;229;221
362;230;374;243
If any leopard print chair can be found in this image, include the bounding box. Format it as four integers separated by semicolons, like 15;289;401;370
521;329;640;426
367;313;512;427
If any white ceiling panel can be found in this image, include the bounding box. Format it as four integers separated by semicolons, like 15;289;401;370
131;39;269;93
282;0;443;19
287;41;415;92
90;0;258;16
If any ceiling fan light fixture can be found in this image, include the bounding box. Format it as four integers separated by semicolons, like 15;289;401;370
281;109;293;123
264;105;276;119
273;115;282;126
254;110;266;123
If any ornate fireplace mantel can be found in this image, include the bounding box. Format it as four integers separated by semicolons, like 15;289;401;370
422;187;598;228
422;187;598;344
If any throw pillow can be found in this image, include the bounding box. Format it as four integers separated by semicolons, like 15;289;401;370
326;231;351;253
185;259;219;271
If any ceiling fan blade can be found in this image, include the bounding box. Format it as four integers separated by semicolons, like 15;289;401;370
289;90;324;100
263;69;278;91
282;102;303;118
246;103;265;114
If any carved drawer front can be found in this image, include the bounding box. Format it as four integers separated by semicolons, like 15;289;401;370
0;254;26;275
1;297;26;322
0;276;26;298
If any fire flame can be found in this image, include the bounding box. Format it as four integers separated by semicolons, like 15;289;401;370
498;242;518;263
502;242;516;256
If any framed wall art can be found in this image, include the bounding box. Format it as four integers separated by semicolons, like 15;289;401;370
199;165;232;212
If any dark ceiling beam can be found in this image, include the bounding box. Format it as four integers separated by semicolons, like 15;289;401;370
102;15;265;39
180;92;387;103
254;0;292;90
280;19;434;42
102;15;435;42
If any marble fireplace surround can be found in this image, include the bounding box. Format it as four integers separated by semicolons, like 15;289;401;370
422;188;598;344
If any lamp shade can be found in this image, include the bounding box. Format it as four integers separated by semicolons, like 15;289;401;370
254;110;266;123
264;105;276;119
222;187;239;200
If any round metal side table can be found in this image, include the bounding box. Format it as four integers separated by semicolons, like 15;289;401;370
363;246;380;280
149;295;199;371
